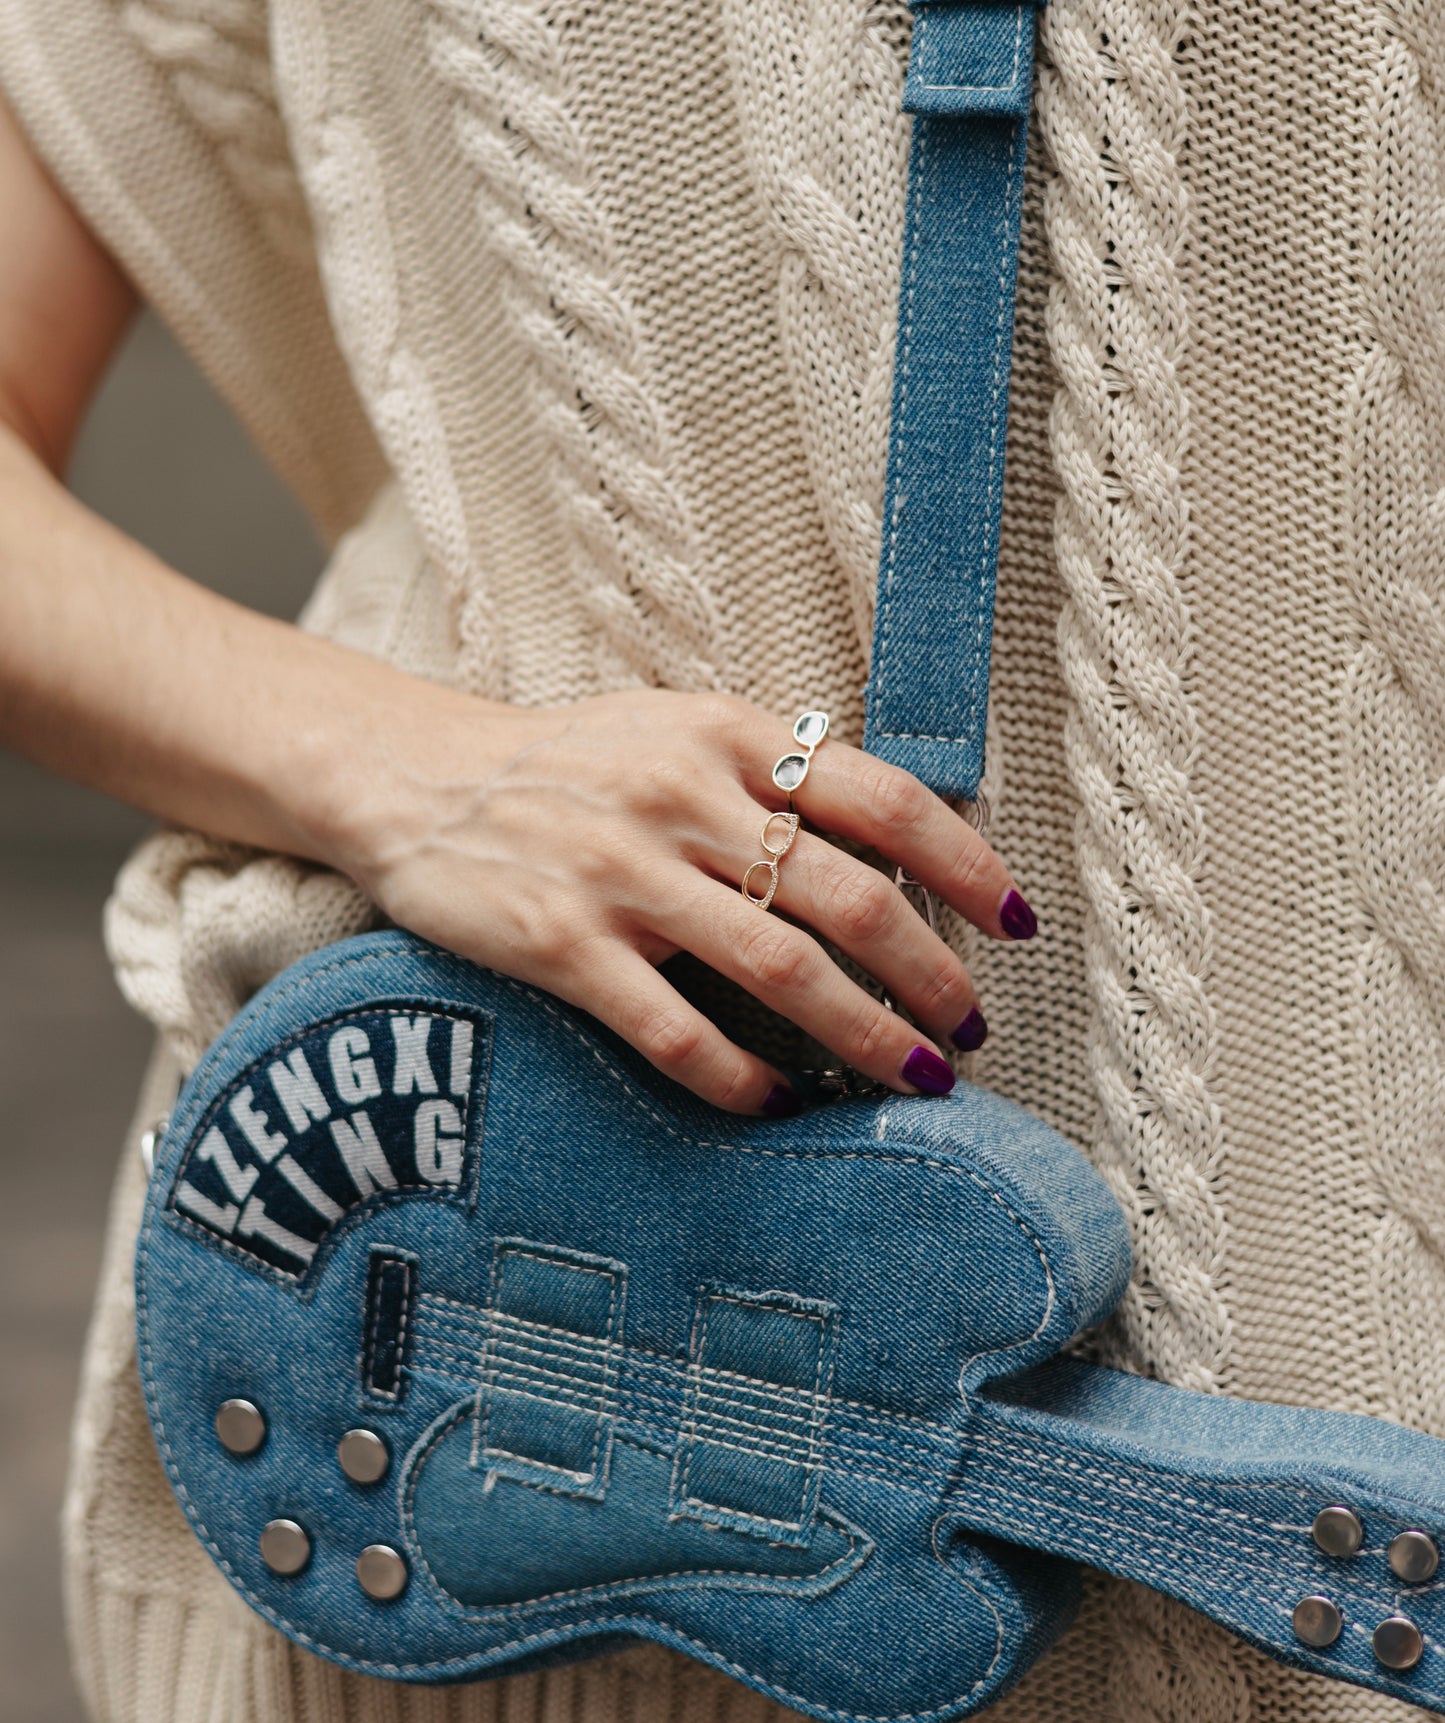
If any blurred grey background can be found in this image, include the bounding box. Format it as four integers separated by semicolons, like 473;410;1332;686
0;310;325;1723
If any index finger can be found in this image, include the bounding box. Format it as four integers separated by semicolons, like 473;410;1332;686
753;742;1036;942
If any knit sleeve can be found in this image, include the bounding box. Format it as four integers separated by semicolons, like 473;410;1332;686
0;0;385;540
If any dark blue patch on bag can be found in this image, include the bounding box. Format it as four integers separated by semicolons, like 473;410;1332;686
166;1005;487;1279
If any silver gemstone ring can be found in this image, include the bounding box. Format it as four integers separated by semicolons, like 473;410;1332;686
771;709;830;802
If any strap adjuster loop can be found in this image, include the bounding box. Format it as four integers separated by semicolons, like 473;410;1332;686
904;1;1038;117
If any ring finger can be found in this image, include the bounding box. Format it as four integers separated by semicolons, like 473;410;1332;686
769;830;987;1053
658;871;959;1097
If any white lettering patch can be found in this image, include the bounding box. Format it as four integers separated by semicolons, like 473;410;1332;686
167;1006;487;1277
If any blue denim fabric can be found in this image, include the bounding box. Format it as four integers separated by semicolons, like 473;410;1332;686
137;932;1123;1717
958;1360;1445;1707
862;1;1044;798
137;932;1445;1717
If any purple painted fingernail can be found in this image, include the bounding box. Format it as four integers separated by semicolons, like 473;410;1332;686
901;1045;956;1097
950;1007;988;1053
1000;889;1038;941
761;1083;804;1118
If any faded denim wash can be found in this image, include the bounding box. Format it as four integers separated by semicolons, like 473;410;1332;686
138;933;1445;1719
862;0;1044;798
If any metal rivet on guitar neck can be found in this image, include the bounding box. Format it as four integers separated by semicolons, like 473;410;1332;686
1312;1505;1365;1558
357;1544;408;1601
1388;1530;1440;1585
1292;1596;1343;1650
338;1428;390;1485
259;1519;311;1576
214;1398;266;1457
1373;1616;1425;1672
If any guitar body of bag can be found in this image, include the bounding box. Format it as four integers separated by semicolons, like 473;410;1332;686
139;932;1445;1718
133;3;1445;1717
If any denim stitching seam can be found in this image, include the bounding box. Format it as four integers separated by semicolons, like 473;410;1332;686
873;112;925;734
475;1241;623;1498
412;1351;945;1489
910;5;1025;99
360;1248;416;1406
401;1406;875;1615
421;1290;954;1435
674;1289;835;1536
413;1303;953;1479
875;98;1026;746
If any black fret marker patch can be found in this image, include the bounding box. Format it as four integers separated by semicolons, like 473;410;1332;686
362;1246;418;1405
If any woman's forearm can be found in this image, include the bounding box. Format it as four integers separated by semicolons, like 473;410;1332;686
0;418;511;864
0;408;1048;1112
0;90;458;864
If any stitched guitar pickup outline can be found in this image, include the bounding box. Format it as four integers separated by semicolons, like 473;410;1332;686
398;1252;848;1541
408;1288;955;1501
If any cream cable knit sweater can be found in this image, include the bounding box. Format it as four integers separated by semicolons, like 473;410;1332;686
3;2;1444;1720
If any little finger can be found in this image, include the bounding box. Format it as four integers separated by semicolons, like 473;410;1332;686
559;940;805;1118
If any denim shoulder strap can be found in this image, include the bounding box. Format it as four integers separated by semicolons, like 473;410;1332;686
862;0;1043;799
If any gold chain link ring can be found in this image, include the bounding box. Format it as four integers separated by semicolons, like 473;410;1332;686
741;811;800;911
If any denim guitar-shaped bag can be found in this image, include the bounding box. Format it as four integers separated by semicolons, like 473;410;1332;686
137;933;1445;1718
135;5;1445;1717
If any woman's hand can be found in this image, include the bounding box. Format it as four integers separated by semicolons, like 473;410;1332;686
317;685;1036;1116
0;96;1033;1115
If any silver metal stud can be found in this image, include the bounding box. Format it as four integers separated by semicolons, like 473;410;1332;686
1312;1505;1365;1558
1373;1615;1425;1672
259;1519;311;1576
338;1427;390;1486
356;1543;408;1601
1292;1596;1343;1649
1388;1530;1440;1585
215;1398;266;1456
